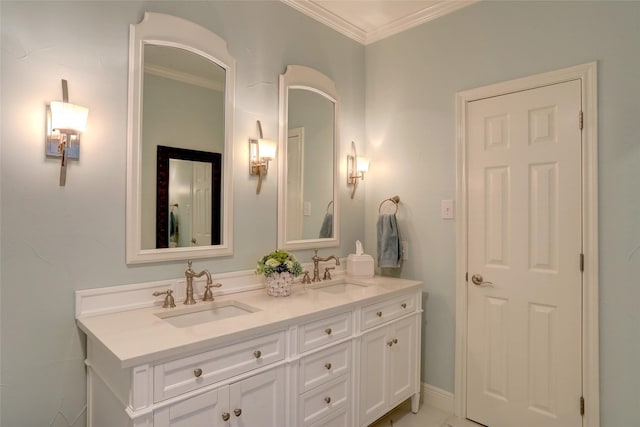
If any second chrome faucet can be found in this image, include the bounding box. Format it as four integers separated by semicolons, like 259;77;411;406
184;260;221;304
311;249;340;283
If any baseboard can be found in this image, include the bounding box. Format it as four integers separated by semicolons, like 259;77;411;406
422;383;455;414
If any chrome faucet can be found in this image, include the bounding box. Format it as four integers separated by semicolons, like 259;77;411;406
311;249;340;282
184;260;219;304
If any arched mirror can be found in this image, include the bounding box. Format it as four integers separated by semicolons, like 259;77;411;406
126;12;234;263
277;65;339;250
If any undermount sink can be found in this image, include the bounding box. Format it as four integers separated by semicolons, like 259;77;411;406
155;301;259;328
310;282;369;294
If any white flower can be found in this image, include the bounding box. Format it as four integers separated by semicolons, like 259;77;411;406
266;258;279;267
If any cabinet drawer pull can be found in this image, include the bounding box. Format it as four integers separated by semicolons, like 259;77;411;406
193;368;203;378
234;408;242;417
222;412;230;421
324;396;331;404
401;303;407;309
253;350;262;359
325;328;332;335
325;362;332;370
376;311;383;317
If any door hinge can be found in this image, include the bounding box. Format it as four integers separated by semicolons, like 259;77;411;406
580;253;584;272
465;272;468;282
580;396;585;416
579;111;584;130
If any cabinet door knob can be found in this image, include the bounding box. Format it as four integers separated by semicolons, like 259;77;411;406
193;368;203;378
222;412;230;421
324;396;331;404
325;328;332;335
387;341;394;347
253;350;262;359
376;311;383;317
325;362;332;370
393;338;398;344
401;303;407;309
234;408;242;417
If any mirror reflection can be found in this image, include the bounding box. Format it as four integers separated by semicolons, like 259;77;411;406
156;146;221;249
278;65;339;250
286;89;335;240
140;44;225;250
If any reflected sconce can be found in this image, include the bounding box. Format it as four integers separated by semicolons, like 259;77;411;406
249;120;277;194
46;79;89;186
347;141;369;199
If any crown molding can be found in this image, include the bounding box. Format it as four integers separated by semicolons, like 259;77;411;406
281;0;478;45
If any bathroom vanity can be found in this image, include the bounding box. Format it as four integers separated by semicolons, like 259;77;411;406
76;275;422;427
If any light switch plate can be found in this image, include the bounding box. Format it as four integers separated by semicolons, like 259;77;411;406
441;200;454;219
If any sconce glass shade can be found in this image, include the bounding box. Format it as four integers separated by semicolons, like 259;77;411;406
49;101;89;133
256;138;277;160
356;157;370;173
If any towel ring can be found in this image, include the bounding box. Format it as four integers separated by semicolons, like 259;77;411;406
378;195;400;214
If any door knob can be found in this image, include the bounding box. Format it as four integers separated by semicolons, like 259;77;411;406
471;274;493;286
234;408;242;417
222;412;230;421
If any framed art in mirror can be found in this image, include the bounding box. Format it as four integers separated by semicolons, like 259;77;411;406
126;12;234;264
277;65;339;250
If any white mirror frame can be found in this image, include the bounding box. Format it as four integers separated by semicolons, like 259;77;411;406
126;12;235;264
277;65;340;250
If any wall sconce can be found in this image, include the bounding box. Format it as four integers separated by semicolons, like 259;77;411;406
249;120;277;194
347;141;369;199
46;79;89;186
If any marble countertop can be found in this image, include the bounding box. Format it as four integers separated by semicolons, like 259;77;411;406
77;275;422;368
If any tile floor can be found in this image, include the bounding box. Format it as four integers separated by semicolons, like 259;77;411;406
369;400;482;427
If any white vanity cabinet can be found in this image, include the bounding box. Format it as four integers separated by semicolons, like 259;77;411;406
358;295;421;427
78;277;422;427
154;366;285;427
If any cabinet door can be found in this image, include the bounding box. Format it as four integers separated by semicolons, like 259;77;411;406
387;316;416;407
153;388;228;427
229;366;285;427
359;327;389;424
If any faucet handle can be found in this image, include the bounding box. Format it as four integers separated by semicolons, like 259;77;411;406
202;283;222;301
323;267;335;281
301;271;311;284
153;290;176;308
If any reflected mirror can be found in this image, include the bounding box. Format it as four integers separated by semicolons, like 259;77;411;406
278;66;339;250
127;13;235;264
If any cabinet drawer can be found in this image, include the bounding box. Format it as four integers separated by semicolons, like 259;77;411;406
299;376;350;426
298;311;352;353
308;407;349;427
361;293;416;330
299;342;351;393
154;331;285;402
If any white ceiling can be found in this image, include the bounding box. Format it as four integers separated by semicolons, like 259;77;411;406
281;0;478;45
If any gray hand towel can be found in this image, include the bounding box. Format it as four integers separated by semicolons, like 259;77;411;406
377;214;402;268
319;212;333;238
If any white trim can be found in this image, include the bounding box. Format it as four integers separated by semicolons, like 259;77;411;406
280;0;477;45
144;63;224;92
454;62;599;426
422;383;455;414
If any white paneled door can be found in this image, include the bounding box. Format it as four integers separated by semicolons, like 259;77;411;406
466;80;583;427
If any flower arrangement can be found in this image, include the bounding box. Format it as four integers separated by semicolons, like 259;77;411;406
256;249;303;277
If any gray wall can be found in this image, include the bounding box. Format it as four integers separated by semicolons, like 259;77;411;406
0;1;364;425
364;1;640;426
